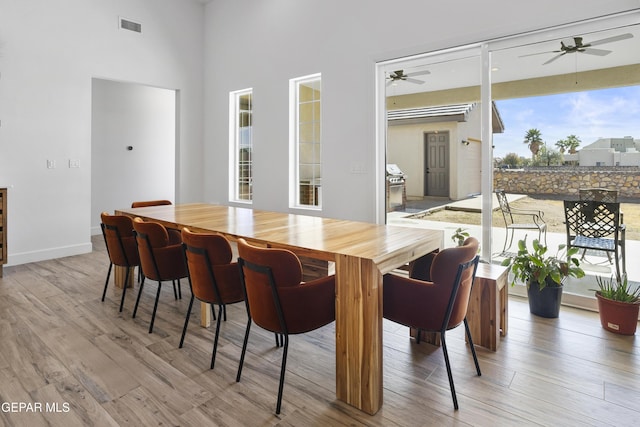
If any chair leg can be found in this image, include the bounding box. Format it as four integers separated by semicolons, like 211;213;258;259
119;267;130;313
275;334;289;415
236;318;253;382
275;333;284;347
210;304;224;369
172;280;178;300
440;333;459;410
178;279;182;300
148;282;163;334
505;228;515;253
463;318;482;376
102;263;113;302
132;279;145;318
614;249;622;282
179;294;195;348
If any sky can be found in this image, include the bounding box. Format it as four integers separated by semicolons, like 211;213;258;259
492;86;640;159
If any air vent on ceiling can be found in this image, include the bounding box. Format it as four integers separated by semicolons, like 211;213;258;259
119;17;142;33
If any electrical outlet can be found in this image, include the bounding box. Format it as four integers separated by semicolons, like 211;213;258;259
47;160;56;169
69;159;80;168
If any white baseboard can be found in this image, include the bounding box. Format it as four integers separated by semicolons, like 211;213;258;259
5;243;93;267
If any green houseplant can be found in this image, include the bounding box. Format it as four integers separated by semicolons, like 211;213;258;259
594;274;640;335
451;227;470;247
502;238;584;318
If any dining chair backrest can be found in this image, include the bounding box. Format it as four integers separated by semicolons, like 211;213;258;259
495;190;514;224
131;200;173;208
181;227;243;305
101;212;139;268
133;217;186;281
564;200;621;239
578;188;618;203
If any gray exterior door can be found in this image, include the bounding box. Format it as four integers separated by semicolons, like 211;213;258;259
425;132;449;197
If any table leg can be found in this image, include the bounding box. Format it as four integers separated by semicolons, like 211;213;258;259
200;302;211;327
335;254;383;415
113;266;134;289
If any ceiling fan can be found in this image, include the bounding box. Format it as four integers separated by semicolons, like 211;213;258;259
386;69;430;86
521;33;633;65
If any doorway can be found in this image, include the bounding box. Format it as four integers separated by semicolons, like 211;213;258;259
90;78;177;235
424;131;449;197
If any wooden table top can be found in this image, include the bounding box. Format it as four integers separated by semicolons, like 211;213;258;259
116;203;442;271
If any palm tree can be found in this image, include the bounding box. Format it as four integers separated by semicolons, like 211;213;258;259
524;128;543;158
556;134;581;154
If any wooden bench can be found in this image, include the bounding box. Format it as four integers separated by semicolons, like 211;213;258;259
466;262;509;351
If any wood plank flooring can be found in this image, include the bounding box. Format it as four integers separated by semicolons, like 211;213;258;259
0;236;638;426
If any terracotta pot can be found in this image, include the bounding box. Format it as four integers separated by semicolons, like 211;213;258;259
596;292;640;335
527;280;563;318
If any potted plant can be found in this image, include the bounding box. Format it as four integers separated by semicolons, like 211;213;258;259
501;238;584;318
594;274;640;335
451;227;470;247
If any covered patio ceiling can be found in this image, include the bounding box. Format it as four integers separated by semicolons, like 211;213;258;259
385;20;640;107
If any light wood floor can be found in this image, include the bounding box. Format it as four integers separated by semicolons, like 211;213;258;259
0;236;638;426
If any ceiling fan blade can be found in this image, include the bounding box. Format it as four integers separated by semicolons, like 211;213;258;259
404;78;425;85
519;50;556;58
408;70;431;77
542;52;566;65
581;47;611;56
586;32;633;47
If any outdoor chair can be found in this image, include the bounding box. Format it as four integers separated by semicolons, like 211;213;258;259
495;189;547;255
563;200;625;280
383;237;481;410
578;188;618;203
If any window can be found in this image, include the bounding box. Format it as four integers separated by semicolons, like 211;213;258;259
229;89;253;202
290;74;322;208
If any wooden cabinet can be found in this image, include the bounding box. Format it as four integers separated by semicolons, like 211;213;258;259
0;188;6;277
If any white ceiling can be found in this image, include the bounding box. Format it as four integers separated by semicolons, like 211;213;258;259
384;22;640;96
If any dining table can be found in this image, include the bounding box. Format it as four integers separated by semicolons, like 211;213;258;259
115;203;442;415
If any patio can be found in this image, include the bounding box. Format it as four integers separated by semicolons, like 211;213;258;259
388;193;639;312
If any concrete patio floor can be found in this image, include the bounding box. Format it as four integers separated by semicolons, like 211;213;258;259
388;194;638;312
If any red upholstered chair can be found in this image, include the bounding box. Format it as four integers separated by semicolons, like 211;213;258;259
100;212;141;312
235;238;336;415
132;217;188;333
383;237;481;410
180;227;244;369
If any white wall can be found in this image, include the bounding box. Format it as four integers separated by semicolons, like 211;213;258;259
91;79;176;235
0;0;204;266
0;0;637;266
202;0;640;222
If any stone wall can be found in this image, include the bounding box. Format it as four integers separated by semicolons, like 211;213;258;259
494;167;640;199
